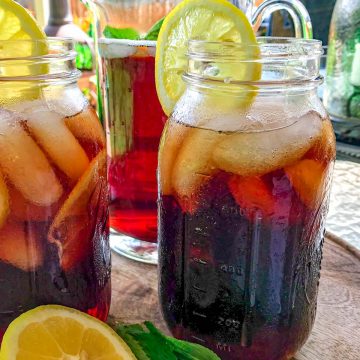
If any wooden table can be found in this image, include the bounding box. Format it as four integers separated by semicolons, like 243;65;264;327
109;233;360;360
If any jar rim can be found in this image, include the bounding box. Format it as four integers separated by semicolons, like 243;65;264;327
98;38;156;59
0;37;81;83
98;38;156;48
185;37;323;89
0;37;75;60
188;37;323;59
183;73;324;91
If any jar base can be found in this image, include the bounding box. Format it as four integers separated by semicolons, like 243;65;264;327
110;229;158;265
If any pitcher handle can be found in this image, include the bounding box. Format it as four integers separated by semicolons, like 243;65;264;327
251;0;313;39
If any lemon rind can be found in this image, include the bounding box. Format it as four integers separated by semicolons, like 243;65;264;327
0;305;136;360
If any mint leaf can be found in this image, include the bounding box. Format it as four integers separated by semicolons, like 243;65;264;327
116;322;220;360
103;19;164;41
103;26;140;40
117;323;176;360
144;18;165;40
146;322;220;360
119;330;150;360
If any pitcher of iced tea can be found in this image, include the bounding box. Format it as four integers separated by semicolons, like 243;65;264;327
158;38;336;360
89;0;182;264
0;39;110;339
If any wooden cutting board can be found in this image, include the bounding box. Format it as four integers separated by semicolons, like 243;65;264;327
109;233;360;360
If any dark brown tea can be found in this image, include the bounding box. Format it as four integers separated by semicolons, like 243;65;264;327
158;112;335;360
0;104;110;341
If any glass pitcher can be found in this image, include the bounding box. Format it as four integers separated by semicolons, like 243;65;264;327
89;0;313;265
0;39;110;340
158;37;335;360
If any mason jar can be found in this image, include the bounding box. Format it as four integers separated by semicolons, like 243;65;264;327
0;38;110;339
158;38;336;360
324;0;360;121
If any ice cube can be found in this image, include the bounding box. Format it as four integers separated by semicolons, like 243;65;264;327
158;121;190;195
0;109;63;206
0;222;44;270
319;118;336;162
42;86;86;118
172;88;255;132
172;127;225;212
48;150;106;271
286;159;327;209
9;86;86;119
24;108;90;182
212;112;323;177
65;106;106;148
228;175;275;218
9;186;61;222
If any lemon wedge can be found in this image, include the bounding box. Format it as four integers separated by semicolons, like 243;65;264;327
0;305;136;360
0;0;47;62
48;150;106;271
0;0;48;101
155;0;261;115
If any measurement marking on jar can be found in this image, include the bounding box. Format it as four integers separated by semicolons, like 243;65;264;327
218;316;241;329
192;285;207;293
192;311;207;318
216;342;232;352
192;257;207;265
191;336;206;343
220;264;243;276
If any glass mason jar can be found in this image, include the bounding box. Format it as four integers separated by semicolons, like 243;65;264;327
324;0;360;121
0;39;110;339
158;38;336;360
90;0;312;265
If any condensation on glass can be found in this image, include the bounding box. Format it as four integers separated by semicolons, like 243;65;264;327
158;38;336;360
0;39;110;340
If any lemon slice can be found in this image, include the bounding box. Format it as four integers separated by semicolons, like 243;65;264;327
0;0;45;42
0;305;136;360
0;0;48;101
0;0;47;63
155;0;260;115
48;150;106;271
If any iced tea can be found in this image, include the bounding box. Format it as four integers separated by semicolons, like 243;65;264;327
159;103;335;359
0;39;110;339
100;40;166;262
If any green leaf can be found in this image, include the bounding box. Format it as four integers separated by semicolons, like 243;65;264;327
143;322;220;360
116;322;220;360
103;26;140;40
170;340;220;360
144;18;165;40
117;324;150;360
117;323;176;360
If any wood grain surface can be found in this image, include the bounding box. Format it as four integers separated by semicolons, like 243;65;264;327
109;233;360;360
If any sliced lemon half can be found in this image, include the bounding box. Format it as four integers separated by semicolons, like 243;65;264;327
48;150;106;271
0;0;47;63
0;0;48;101
0;305;136;360
0;0;46;42
155;0;261;115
